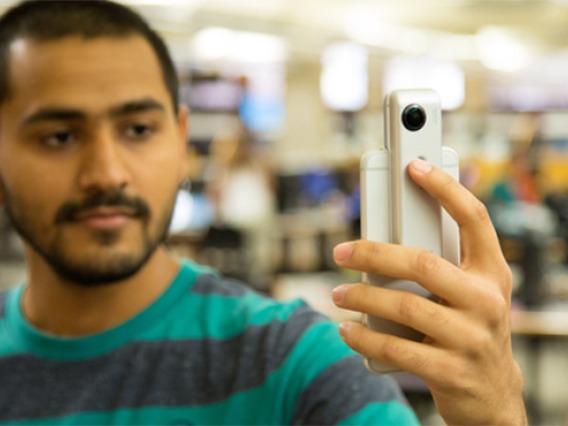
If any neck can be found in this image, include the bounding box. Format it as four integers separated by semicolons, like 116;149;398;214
21;247;180;337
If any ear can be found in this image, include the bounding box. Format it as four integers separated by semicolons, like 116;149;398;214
176;104;191;184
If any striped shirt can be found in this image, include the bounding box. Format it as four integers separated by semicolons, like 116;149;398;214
0;260;419;425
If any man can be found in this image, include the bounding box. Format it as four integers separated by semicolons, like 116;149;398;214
0;1;526;425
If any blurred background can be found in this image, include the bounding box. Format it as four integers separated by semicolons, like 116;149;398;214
2;0;568;423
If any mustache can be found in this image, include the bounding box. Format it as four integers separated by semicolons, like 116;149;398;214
54;191;151;224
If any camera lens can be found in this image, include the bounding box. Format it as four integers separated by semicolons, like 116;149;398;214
402;104;426;131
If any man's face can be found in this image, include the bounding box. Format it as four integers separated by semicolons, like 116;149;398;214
0;35;188;285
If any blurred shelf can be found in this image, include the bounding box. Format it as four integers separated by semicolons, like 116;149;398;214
512;310;568;337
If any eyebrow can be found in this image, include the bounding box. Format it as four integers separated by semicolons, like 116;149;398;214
109;98;166;117
20;98;167;127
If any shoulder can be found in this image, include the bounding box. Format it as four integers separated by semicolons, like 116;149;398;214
190;271;253;298
184;273;419;425
189;269;327;330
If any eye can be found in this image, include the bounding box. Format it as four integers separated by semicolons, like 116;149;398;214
41;130;77;147
124;122;156;141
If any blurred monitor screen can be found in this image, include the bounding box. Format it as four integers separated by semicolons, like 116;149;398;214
187;78;243;112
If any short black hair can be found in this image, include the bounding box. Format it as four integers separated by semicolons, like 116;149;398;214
0;0;179;113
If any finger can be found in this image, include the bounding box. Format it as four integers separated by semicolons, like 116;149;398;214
333;283;468;345
338;321;447;381
334;240;475;306
407;159;506;273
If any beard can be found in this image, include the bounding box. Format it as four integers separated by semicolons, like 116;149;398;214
0;178;176;286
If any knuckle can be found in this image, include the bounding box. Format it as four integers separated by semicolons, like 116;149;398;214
397;294;449;330
355;240;383;266
470;199;491;225
346;324;366;351
449;361;474;394
499;264;514;293
475;283;509;324
381;335;429;370
347;284;372;309
438;169;456;188
459;286;510;349
366;241;384;264
462;329;493;360
413;249;440;276
491;290;509;313
432;170;459;201
426;302;450;327
486;294;509;329
345;322;382;359
397;292;421;322
379;335;405;365
435;357;467;391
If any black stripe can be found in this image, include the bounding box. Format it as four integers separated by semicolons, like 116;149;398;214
0;305;325;422
0;293;7;318
292;355;409;425
191;273;249;297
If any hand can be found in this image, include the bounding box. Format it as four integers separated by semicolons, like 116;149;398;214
332;159;527;426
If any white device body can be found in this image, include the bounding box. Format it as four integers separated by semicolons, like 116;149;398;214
360;89;460;374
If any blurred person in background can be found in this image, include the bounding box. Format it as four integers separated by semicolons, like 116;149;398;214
0;1;525;425
205;117;276;289
487;113;556;307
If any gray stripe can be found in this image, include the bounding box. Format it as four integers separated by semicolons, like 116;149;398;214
293;355;409;425
0;305;324;422
191;273;249;297
0;293;6;318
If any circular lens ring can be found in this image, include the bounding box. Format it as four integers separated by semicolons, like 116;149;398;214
402;104;426;131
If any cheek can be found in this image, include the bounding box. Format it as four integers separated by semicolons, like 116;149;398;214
6;187;56;225
150;174;181;213
133;154;183;212
1;165;69;228
1;145;73;205
139;139;185;180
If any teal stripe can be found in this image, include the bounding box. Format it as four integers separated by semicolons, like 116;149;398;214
1;260;313;359
4;401;418;426
3;260;204;360
338;401;420;425
0;323;20;357
138;289;306;341
3;403;276;426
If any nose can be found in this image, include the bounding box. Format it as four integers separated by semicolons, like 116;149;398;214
77;129;130;193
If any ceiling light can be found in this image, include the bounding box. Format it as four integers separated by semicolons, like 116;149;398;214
476;26;531;73
383;56;465;110
192;27;286;64
320;42;368;111
192;27;233;62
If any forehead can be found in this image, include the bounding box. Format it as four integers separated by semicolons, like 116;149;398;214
4;35;171;115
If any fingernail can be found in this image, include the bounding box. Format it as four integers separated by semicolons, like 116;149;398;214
338;322;351;338
411;158;432;175
334;242;354;262
332;285;349;304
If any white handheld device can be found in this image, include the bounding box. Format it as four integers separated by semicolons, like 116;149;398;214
360;89;460;374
